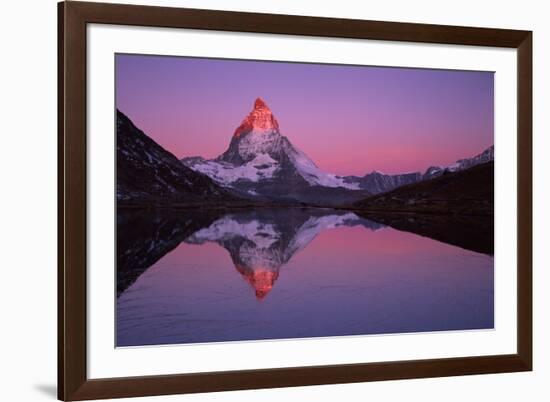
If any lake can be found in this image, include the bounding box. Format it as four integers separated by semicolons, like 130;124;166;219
116;208;493;347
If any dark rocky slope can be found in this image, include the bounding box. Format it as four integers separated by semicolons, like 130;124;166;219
117;110;239;206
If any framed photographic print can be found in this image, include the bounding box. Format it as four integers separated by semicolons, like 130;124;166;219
58;1;532;400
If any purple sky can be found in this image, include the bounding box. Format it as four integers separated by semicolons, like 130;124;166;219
116;54;493;175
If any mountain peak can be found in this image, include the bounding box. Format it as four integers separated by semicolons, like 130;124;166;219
254;97;269;110
234;98;279;137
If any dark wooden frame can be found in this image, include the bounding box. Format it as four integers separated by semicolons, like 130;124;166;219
58;1;532;400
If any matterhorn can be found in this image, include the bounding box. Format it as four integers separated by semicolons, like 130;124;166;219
182;98;371;205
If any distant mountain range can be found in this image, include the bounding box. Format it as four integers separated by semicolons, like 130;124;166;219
353;161;494;216
344;171;422;195
117;99;493;208
421;145;494;180
343;145;494;194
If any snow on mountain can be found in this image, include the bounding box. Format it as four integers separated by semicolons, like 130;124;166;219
185;153;279;184
423;166;444;179
422;145;494;179
284;141;360;189
454;145;494;171
181;98;361;197
346;171;422;194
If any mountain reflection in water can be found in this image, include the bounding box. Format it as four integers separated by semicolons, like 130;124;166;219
116;208;493;346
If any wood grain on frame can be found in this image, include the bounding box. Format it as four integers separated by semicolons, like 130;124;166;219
58;1;532;400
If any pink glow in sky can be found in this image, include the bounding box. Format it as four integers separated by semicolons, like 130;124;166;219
116;54;493;175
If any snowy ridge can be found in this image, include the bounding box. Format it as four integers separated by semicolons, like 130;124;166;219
422;145;494;177
183;129;359;190
181;98;361;194
454;145;494;171
188;153;279;184
283;140;360;189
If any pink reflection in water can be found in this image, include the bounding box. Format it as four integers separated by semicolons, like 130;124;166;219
117;221;493;346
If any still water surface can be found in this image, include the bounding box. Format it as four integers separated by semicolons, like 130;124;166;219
116;208;493;347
